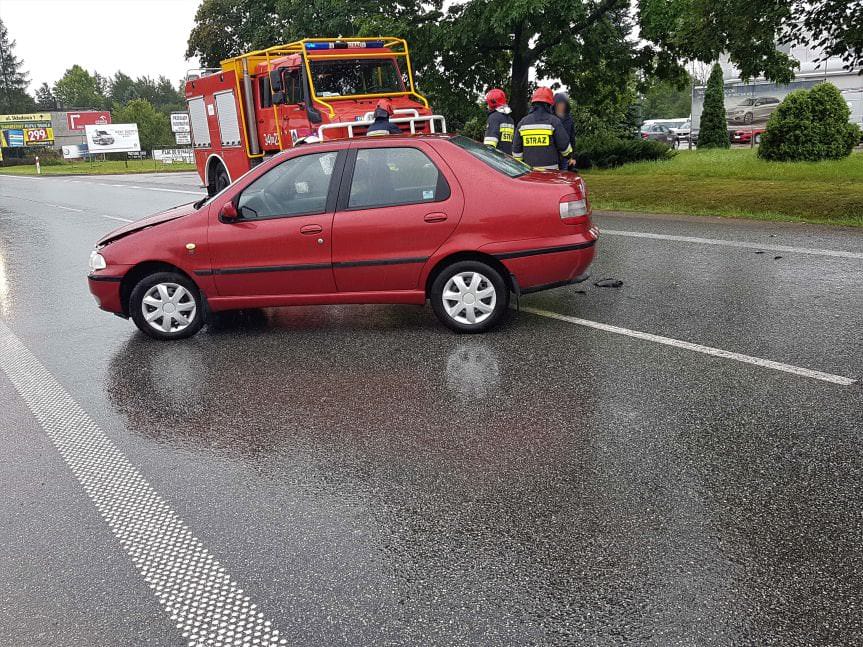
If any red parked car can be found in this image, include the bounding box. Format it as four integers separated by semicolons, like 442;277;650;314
88;135;598;340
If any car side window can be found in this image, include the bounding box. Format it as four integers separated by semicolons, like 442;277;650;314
348;147;450;210
237;151;337;220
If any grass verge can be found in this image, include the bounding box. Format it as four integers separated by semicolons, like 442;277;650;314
582;148;863;227
0;159;197;176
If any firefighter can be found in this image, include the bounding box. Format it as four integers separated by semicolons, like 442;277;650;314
366;98;402;136
512;87;572;170
553;92;576;170
482;88;515;155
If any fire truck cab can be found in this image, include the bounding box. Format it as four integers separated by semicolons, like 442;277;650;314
184;37;446;195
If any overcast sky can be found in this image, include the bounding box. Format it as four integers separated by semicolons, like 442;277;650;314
1;0;201;92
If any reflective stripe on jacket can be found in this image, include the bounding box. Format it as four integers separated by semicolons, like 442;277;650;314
483;109;515;155
366;119;402;136
511;106;572;170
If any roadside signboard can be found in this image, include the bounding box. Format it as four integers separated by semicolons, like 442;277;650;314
170;112;190;133
66;111;111;131
85;123;141;153
1;129;25;147
153;148;194;164
175;131;191;145
0;113;54;147
62;144;90;159
127;151;148;159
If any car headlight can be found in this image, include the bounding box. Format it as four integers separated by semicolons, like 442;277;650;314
89;250;107;272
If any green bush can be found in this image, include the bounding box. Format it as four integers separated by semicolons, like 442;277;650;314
575;132;676;169
459;115;487;142
0;147;64;167
759;82;861;162
699;63;730;149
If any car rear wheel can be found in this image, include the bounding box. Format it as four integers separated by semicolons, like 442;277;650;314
431;261;509;334
129;272;204;340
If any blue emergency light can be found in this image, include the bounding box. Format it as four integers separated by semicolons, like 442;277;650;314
305;40;386;50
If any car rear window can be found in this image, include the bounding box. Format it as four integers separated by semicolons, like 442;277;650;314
450;135;530;178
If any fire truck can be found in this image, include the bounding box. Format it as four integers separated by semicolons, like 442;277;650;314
184;37;447;195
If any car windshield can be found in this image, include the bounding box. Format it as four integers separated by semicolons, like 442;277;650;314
450;135;530;178
309;58;405;97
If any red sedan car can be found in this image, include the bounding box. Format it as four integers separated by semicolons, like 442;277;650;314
88;135;597;340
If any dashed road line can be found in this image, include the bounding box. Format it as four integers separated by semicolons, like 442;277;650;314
0;321;289;647
522;306;857;386
101;215;134;223
601;229;863;260
0;174;203;196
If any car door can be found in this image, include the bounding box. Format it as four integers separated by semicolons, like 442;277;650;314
207;150;343;297
331;143;463;293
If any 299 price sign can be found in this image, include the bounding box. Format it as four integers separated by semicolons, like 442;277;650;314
24;127;54;144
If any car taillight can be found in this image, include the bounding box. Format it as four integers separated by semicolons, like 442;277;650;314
559;192;588;222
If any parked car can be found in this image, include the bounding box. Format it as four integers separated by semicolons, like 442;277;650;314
87;135;598;340
640;123;674;144
731;128;766;144
92;130;115;146
727;97;780;124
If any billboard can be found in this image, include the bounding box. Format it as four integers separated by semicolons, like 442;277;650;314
85;123;141;153
67;111;111;131
153;148;194;164
170;112;190;133
0;112;54;147
62;144;90;159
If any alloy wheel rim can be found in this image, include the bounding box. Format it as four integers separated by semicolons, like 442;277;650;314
141;283;197;333
442;271;496;325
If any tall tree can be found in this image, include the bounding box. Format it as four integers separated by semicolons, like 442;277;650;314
53;65;106;109
640;79;692;121
112;98;173;151
698;63;729;149
185;0;863;128
0;17;36;113
34;82;58;110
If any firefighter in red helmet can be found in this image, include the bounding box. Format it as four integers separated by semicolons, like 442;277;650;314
366;98;402;136
483;88;515;155
512;87;573;170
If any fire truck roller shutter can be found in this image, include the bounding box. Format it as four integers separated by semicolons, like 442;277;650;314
214;90;242;147
188;96;210;148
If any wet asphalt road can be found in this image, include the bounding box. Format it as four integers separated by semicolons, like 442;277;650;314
1;172;862;646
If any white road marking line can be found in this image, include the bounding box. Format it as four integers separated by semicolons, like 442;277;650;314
48;203;84;212
601;229;863;260
145;187;203;195
0;174;202;196
522;306;857;386
0;321;289;647
101;215;133;222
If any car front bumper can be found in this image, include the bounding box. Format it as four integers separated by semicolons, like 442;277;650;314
88;267;129;315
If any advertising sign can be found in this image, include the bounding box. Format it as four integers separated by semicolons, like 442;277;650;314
0;113;54;147
85;123;141;153
171;112;190;133
24;127;54;145
153;148;194;164
1;129;25;147
62;144;90;159
174;131;191;145
66;111;111;131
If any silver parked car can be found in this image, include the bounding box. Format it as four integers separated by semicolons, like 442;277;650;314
727;97;780;124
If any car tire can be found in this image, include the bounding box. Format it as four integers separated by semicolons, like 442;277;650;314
430;261;509;334
744;112;753;124
129;272;204;341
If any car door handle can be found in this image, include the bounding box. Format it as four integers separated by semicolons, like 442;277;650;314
424;212;447;223
300;224;323;235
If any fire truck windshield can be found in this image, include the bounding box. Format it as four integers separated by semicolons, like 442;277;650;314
309;58;405;98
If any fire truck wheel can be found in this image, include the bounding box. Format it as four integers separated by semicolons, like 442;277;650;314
216;168;230;192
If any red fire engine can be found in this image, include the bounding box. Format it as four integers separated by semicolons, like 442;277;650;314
184;37;446;194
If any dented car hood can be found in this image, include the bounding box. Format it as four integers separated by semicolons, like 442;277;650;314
97;201;199;246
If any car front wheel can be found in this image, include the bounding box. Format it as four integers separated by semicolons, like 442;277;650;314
129;272;204;340
430;261;509;333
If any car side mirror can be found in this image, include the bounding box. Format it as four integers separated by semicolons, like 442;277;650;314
219;201;238;221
